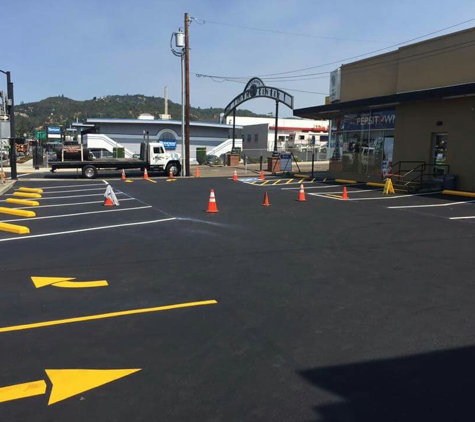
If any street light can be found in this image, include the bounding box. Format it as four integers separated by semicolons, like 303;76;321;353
0;69;17;180
170;29;186;177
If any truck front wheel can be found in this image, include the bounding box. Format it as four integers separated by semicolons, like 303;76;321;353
82;165;98;179
165;162;181;177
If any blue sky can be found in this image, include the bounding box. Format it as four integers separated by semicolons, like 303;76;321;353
1;0;475;117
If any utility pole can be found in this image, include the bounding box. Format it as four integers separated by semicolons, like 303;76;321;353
1;71;17;180
184;12;191;176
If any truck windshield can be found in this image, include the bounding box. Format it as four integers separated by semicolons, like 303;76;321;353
153;147;165;154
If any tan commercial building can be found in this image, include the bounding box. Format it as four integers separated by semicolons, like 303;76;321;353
295;26;475;191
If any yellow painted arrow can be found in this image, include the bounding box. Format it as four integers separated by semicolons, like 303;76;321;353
31;277;108;289
0;369;141;405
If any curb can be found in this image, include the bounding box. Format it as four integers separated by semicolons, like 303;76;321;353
0;180;15;196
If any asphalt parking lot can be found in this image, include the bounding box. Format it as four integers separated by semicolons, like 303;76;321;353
1;174;475;421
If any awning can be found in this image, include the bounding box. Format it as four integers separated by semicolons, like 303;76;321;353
294;82;475;119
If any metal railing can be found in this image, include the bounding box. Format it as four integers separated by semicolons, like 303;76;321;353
390;161;451;189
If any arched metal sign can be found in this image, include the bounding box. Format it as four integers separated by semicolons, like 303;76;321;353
223;77;294;118
223;77;294;155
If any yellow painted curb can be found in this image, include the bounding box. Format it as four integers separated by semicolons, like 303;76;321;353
442;190;475;198
0;207;36;217
6;198;40;206
335;179;358;184
294;174;310;179
0;222;30;234
13;192;42;199
367;182;386;188
18;187;43;193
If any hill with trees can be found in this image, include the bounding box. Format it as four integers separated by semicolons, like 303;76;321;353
14;94;266;137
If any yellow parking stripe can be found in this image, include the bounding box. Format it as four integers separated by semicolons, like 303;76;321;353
326;194;343;199
285;179;294;184
272;180;282;185
251;181;258;185
310;178;316;182
299;179;305;184
261;180;270;185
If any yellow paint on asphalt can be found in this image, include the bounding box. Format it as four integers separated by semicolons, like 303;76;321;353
31;277;108;289
46;368;141;405
272;180;282;185
261;180;270;185
0;380;47;404
299;178;305;184
310;178;316;182
323;178;327;182
285;179;294;184
124;180;133;183
335;179;358;184
18;187;44;193
0;207;36;218
5;198;40;206
251;181;258;185
443;189;475;198
146;179;157;183
166;179;177;182
0;300;218;333
326;194;343;199
0;222;30;235
13;192;42;199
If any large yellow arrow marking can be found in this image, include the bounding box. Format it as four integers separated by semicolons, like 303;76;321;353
31;277;108;289
0;369;141;405
46;368;141;405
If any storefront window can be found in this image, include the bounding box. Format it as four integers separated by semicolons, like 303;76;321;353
331;109;395;178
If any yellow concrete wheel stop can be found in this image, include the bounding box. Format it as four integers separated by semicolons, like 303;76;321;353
6;198;40;206
13;192;42;198
0;222;30;235
0;207;36;217
18;187;43;193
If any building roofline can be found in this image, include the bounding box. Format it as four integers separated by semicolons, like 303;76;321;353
85;118;241;129
294;81;475;119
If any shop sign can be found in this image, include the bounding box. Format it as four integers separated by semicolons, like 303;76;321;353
280;153;292;172
340;109;395;131
161;140;177;150
329;68;341;102
47;126;61;134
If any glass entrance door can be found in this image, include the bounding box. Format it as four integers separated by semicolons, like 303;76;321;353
431;133;448;177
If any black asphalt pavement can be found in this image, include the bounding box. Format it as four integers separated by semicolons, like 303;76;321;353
1;176;475;421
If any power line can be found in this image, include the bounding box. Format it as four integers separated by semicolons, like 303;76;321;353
194;17;475;80
191;16;393;44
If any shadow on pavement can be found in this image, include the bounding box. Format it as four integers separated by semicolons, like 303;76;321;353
299;345;475;421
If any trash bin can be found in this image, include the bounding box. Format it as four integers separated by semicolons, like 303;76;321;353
443;174;457;190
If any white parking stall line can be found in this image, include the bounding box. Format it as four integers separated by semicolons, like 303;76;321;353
347;192;442;201
16;198;136;210
39;183;106;189
282;184;361;190
388;200;475;209
309;189;377;195
308;193;344;201
0;192;126;202
38;188;107;194
450;215;475;220
0;206;152;223
0;218;177;243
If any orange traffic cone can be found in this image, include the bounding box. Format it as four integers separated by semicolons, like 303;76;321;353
121;169;126;181
297;184;306;202
143;168;149;180
104;197;114;206
259;171;265;180
262;192;271;207
195;167;200;178
342;187;349;200
233;170;238;181
206;189;218;213
169;169;175;180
